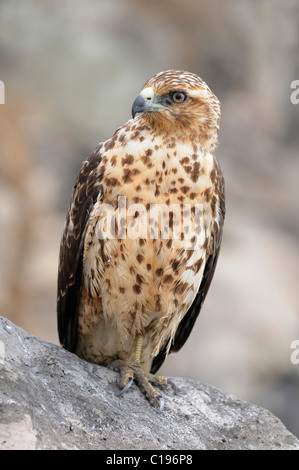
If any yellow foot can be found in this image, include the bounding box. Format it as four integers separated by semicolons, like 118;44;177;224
110;359;167;409
108;335;168;409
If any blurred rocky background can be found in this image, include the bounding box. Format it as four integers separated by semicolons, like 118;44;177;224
0;0;298;438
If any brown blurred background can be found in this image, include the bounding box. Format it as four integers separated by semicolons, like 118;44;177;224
0;0;298;438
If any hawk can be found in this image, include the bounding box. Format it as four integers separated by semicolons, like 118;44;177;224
57;70;225;408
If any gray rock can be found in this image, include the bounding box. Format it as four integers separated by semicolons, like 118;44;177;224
0;316;298;450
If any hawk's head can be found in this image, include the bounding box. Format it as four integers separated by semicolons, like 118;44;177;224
132;70;221;152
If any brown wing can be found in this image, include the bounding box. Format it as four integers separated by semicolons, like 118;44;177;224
151;171;225;374
57;145;103;352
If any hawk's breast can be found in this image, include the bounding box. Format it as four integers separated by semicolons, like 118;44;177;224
78;122;221;359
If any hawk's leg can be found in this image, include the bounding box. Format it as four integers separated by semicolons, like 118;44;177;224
109;336;168;409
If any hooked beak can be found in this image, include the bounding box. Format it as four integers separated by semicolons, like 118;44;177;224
131;87;166;119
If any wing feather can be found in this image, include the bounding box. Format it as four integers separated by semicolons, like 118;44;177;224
57;146;103;351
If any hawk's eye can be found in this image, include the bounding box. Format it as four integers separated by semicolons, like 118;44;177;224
171;92;187;103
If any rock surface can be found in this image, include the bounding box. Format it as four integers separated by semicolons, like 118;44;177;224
0;316;298;450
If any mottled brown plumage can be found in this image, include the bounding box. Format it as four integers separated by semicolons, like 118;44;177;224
57;70;225;407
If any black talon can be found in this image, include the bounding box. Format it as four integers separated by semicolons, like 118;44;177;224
158;395;165;411
167;379;178;394
118;377;134;396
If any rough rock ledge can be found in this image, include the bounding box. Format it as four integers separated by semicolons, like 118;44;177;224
0;316;298;450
